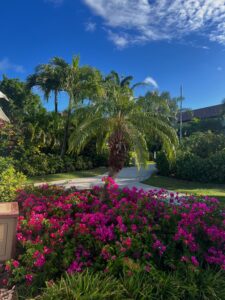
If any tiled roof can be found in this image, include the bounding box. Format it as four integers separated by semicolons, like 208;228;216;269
181;104;224;122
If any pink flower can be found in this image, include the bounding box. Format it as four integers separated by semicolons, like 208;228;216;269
181;256;189;263
123;237;132;248
145;265;151;272
67;261;83;274
12;260;20;268
25;274;33;283
5;264;10;272
191;256;199;267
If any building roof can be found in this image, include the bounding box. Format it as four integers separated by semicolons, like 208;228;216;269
181;104;224;122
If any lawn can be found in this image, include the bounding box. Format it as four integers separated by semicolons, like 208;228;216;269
143;174;225;202
27;167;107;184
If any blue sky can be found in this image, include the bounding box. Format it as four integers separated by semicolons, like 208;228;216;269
1;0;225;111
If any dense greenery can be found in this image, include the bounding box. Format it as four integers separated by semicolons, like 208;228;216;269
36;269;225;300
157;132;225;183
183;117;225;136
0;57;178;179
0;157;26;202
69;73;178;177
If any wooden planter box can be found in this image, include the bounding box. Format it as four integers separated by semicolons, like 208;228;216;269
0;202;19;261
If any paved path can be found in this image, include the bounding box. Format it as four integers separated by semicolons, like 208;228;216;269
35;164;161;191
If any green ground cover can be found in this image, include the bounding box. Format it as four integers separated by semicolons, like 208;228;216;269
144;174;225;202
27;167;107;184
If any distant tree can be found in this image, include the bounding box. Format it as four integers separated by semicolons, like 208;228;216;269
27;57;69;113
138;91;179;125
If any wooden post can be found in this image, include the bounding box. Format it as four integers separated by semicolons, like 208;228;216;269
0;202;19;261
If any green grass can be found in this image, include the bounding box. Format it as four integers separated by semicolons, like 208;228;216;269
27;167;107;184
143;174;225;202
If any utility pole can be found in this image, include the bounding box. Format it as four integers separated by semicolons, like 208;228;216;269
179;85;184;142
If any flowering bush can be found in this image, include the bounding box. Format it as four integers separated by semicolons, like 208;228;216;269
3;178;225;292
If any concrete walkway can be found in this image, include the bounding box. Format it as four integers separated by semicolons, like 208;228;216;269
35;164;161;191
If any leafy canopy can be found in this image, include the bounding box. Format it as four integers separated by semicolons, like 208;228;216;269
69;74;178;173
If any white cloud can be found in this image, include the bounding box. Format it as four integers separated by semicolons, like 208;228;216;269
202;46;210;50
108;31;129;48
83;0;225;47
85;22;96;32
0;58;25;73
144;76;158;89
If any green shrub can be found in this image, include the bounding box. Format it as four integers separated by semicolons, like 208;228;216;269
182;132;225;158
122;268;225;300
75;156;93;171
35;269;225;300
158;132;225;183
13;153;96;177
0;157;26;202
172;150;225;183
208;149;225;183
156;151;172;176
36;271;124;300
47;154;64;174
174;151;211;182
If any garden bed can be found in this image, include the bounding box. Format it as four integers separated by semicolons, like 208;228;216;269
2;179;225;299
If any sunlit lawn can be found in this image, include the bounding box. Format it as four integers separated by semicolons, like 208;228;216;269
27;167;107;184
143;174;225;203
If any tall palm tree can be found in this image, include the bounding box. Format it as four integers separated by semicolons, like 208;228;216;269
27;57;69;113
60;56;103;157
69;75;178;178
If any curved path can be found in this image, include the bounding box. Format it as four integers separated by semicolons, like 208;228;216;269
35;164;160;191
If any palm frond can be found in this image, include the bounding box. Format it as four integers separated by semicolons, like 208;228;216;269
125;122;149;169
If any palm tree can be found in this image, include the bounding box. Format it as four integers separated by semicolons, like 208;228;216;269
27;57;69;113
138;91;179;125
60;56;103;157
69;75;178;178
105;70;146;90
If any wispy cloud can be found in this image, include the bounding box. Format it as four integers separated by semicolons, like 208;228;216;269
217;66;223;71
85;22;96;32
108;31;129;48
144;76;158;89
83;0;225;47
0;58;25;73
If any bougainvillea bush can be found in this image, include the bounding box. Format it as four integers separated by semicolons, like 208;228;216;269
3;178;225;294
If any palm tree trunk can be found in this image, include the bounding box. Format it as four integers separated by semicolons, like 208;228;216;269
60;95;72;157
54;90;58;114
108;167;119;179
108;130;128;178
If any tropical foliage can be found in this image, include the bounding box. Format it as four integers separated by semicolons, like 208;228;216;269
69;73;178;177
0;157;26;202
157;132;225;183
0;56;178;179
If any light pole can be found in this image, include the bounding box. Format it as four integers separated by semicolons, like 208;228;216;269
179;85;184;142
